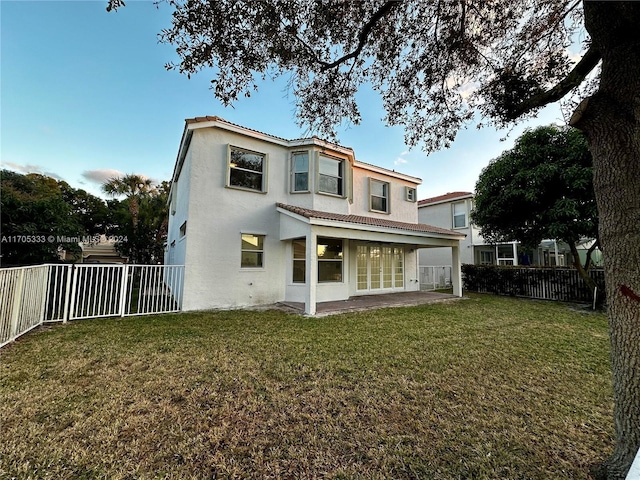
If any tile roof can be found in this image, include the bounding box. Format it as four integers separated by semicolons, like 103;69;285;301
418;191;473;206
185;116;353;149
277;203;463;237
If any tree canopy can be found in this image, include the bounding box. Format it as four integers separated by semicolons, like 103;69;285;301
108;1;640;478
0;170;88;265
472;125;601;296
472;126;597;253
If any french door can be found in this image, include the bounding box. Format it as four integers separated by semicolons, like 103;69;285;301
356;244;404;292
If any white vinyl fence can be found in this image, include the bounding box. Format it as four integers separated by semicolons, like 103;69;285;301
1;263;184;348
420;265;452;291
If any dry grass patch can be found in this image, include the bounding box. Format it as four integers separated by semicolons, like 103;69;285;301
0;294;612;479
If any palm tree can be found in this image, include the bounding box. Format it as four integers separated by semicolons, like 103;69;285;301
102;174;154;231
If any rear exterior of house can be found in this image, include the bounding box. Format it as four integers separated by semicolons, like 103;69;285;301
166;117;464;314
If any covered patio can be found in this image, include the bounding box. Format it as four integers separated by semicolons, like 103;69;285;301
277;203;466;315
278;290;462;317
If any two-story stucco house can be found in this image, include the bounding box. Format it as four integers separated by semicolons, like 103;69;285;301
165;116;465;315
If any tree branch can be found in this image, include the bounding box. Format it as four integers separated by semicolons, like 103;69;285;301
509;45;601;119
319;0;400;72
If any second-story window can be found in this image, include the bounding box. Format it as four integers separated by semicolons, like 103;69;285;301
318;155;344;196
228;147;266;192
291;152;309;192
370;179;390;213
452;201;467;228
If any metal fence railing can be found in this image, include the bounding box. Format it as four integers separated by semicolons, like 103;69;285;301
461;265;605;303
419;266;452;291
1;263;184;348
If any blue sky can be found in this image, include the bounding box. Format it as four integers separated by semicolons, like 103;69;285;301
2;1;567;200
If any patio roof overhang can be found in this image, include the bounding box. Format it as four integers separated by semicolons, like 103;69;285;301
277;203;465;247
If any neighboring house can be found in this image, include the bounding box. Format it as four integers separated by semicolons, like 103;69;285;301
165;116;465;314
57;235;128;264
417;192;574;267
80;235;128;264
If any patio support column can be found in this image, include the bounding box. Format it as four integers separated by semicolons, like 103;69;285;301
451;245;463;297
305;231;318;315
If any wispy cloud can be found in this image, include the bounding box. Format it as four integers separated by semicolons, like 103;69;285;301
394;157;408;166
81;169;125;185
1;161;64;180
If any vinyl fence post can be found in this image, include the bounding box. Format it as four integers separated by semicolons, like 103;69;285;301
118;264;130;317
62;265;73;323
66;265;79;322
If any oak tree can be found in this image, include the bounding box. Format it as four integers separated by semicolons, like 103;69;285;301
109;1;640;477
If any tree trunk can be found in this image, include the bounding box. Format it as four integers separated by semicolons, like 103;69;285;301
568;241;599;302
572;3;640;478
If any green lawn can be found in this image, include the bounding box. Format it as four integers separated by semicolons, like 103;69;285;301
0;294;613;479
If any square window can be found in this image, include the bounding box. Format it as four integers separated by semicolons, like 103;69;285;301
291;152;309;192
318;155;344;196
228;147;266;192
241;234;264;268
370;179;389;213
405;187;417;202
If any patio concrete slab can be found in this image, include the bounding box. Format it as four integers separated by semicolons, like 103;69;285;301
278;291;462;317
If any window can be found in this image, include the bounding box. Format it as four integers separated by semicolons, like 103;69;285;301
291;152;309;192
480;250;494;265
292;238;306;283
228;147;266;192
318;155;344;196
317;238;342;282
241;234;264;268
179;221;187;237
452;201;467;228
405;187;417;202
370;179;390;213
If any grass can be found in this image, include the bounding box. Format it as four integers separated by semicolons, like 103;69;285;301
0;294;612;479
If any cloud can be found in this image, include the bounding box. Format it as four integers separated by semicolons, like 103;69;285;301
1;161;64;180
81;169;125;185
394;157;408;166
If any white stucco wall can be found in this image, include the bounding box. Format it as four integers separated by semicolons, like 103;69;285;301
418;199;475;266
351;166;419;222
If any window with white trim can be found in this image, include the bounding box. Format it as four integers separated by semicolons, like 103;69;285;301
370;179;390;213
318;155;344;196
452;201;467;228
241;234;264;268
228;147;266;192
317;237;342;282
291;152;309;192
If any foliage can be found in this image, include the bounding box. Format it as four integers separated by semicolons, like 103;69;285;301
1;296;612;478
103;176;169;264
472;126;597;249
151;1;591;151
0;170;103;266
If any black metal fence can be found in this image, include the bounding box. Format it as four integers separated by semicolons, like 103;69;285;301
462;265;605;303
